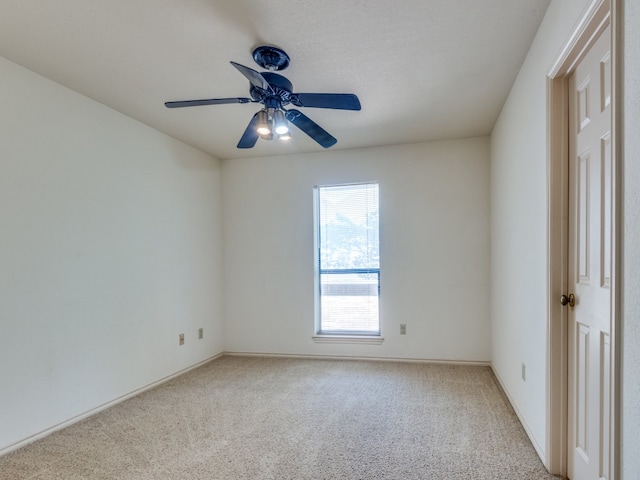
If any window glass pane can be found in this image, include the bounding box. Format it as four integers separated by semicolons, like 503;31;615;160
316;183;380;335
320;272;379;332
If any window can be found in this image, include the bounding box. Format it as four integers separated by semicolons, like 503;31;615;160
314;182;380;336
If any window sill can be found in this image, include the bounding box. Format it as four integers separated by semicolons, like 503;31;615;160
312;335;384;345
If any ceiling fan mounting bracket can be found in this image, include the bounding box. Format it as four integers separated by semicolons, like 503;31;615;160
252;46;290;71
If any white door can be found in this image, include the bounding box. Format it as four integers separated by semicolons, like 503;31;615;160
567;24;612;480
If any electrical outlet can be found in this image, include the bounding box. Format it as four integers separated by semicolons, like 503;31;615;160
179;333;184;346
521;363;526;381
198;328;203;339
400;324;407;335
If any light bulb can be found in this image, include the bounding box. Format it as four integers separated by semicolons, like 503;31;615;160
256;110;271;136
273;109;289;135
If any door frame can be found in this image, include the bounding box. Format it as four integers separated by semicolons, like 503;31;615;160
546;0;621;476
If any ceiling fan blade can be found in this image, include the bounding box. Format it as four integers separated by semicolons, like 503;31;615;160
285;109;337;148
165;97;253;108
230;61;273;92
237;113;260;149
291;93;361;111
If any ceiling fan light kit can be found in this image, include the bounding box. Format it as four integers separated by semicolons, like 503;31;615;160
256;110;271;136
164;46;361;149
273;109;289;135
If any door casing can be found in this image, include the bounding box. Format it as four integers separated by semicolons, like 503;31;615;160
546;0;621;476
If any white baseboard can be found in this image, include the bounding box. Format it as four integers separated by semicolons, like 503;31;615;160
490;364;547;467
223;351;491;366
0;353;224;457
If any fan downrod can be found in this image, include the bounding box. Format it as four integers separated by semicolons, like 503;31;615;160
252;46;290;71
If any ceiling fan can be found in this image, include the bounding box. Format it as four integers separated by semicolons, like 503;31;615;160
164;46;361;149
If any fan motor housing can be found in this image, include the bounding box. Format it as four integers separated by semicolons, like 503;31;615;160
250;72;293;105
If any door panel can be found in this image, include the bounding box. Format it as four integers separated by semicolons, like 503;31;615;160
567;24;612;480
577;151;590;284
576;323;589;458
601;134;612;288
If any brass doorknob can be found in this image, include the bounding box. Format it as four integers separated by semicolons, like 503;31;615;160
560;294;575;307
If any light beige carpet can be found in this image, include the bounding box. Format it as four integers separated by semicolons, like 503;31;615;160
0;356;562;479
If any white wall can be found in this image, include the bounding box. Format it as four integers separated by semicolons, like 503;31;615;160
490;0;594;462
0;57;224;453
222;138;490;362
622;0;640;476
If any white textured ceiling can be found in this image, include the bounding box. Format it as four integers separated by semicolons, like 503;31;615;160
0;1;550;160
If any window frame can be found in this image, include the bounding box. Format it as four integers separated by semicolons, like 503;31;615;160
312;182;383;343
